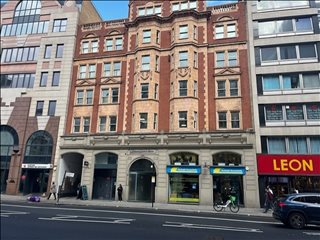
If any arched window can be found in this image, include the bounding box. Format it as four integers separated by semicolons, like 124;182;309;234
0;125;19;157
24;131;53;164
14;0;41;24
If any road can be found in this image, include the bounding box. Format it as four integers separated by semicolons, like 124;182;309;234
1;201;319;240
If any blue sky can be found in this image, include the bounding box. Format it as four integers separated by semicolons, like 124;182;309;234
0;0;237;21
93;0;237;20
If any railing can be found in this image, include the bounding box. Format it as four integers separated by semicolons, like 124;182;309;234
105;19;127;27
212;3;237;13
82;22;102;31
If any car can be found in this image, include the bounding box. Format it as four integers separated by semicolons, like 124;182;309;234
272;193;320;229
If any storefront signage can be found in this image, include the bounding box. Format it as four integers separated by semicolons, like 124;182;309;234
257;154;320;175
22;164;53;169
166;166;201;174
209;166;246;175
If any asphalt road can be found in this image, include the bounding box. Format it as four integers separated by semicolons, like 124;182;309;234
1;201;319;240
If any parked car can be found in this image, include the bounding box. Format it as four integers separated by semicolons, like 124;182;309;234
273;193;320;229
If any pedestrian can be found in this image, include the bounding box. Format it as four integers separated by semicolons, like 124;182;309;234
117;184;123;201
293;187;299;194
77;183;82;199
263;185;274;213
47;182;57;200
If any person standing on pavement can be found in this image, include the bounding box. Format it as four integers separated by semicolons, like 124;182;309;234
263;185;274;213
117;184;123;201
47;182;57;200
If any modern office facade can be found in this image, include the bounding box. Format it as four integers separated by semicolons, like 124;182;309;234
247;0;320;206
61;0;259;207
0;0;101;195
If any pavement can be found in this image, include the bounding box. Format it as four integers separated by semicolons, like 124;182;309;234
0;194;273;218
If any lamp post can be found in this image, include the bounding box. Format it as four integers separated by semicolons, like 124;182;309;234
150;163;156;208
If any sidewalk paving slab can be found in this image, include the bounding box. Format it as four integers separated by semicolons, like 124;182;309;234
1;194;273;218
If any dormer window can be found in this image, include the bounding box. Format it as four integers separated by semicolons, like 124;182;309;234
172;1;197;12
138;5;162;17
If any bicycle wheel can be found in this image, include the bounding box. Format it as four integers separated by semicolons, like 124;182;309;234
229;203;239;213
213;203;223;211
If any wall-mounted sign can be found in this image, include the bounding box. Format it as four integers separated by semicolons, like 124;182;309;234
166;166;201;174
22;164;53;169
210;166;246;175
257;154;320;175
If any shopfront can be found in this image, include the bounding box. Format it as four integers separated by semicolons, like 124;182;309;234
210;152;245;205
167;152;200;203
257;154;320;206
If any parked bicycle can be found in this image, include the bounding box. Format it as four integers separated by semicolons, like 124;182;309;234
213;194;240;213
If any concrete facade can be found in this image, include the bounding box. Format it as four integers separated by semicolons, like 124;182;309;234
247;0;320;206
0;0;101;195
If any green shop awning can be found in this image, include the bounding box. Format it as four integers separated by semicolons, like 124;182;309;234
210;166;247;175
166;165;201;174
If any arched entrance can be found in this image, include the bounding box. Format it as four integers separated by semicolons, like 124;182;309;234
128;159;155;202
0;125;19;193
20;131;52;195
211;152;244;205
60;152;84;197
93;152;118;200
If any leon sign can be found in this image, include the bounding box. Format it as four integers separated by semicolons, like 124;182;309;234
257;154;320;176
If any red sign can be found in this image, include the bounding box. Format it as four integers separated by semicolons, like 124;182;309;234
257;154;320;176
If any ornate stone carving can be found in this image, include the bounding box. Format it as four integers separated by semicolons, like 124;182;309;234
176;67;191;78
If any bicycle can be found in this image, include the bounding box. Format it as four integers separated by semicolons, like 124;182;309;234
213;195;240;213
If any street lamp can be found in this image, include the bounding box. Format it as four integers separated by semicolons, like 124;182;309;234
150;163;156;208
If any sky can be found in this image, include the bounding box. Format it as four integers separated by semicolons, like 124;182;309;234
93;0;237;20
0;0;237;21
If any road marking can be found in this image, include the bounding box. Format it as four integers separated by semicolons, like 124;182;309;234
303;232;320;236
1;210;30;217
2;203;279;225
38;214;135;225
163;221;263;233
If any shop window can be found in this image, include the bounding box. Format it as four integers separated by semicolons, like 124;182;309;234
170;152;199;165
169;174;199;203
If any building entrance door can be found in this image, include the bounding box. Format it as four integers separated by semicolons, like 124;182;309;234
128;172;152;201
92;169;116;200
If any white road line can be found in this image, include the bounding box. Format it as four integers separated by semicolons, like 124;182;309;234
303;232;320;236
2;203;279;225
38;214;135;224
1;210;29;217
163;221;263;233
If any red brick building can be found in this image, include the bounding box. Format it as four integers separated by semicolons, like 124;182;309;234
61;0;259;207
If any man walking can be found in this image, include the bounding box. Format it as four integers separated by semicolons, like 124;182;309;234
47;182;57;200
263;185;274;213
